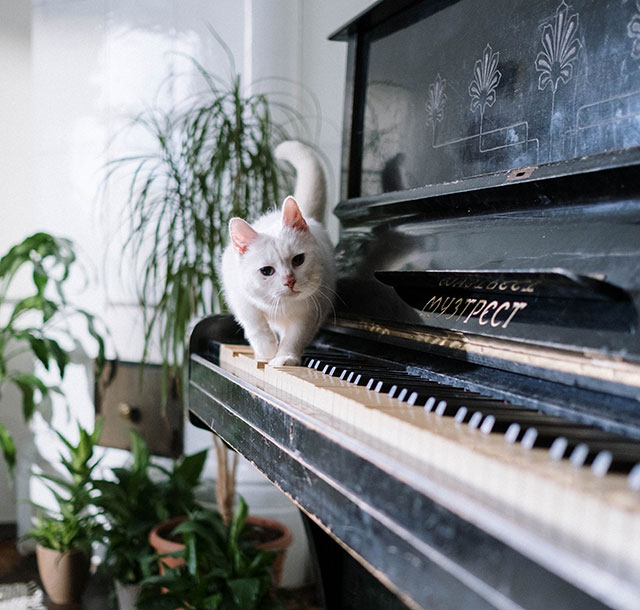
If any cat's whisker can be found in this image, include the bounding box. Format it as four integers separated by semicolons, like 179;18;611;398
314;287;338;324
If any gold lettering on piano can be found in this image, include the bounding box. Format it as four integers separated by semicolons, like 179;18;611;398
438;275;536;293
421;296;528;329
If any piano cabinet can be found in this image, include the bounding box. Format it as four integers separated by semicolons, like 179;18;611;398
188;0;640;608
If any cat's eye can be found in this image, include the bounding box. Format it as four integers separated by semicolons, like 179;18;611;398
260;266;275;276
292;253;305;267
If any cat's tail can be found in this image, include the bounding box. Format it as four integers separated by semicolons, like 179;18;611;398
275;140;327;223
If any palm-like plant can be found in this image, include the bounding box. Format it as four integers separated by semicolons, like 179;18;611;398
107;43;306;395
105;35;315;526
28;421;104;555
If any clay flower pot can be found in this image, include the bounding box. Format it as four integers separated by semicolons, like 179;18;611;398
149;514;293;585
245;514;293;586
36;544;90;605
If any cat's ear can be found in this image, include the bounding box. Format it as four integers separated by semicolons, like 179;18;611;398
229;218;259;254
282;196;308;232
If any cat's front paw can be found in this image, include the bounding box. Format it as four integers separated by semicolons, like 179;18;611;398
269;354;301;367
249;334;277;362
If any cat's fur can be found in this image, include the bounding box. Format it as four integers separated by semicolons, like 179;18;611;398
221;141;335;366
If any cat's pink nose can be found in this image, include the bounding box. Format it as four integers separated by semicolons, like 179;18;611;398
284;274;296;289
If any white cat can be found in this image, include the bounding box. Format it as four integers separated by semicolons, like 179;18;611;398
221;141;336;367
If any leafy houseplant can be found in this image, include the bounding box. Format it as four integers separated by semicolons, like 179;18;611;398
0;232;106;468
140;499;285;610
92;429;207;607
27;421;104;605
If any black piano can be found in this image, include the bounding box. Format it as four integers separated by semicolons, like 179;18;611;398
188;1;640;608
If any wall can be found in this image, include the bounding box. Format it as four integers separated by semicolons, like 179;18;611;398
0;0;372;582
0;0;34;524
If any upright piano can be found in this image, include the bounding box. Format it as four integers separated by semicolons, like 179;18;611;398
188;0;640;608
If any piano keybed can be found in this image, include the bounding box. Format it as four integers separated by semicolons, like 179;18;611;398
218;343;640;592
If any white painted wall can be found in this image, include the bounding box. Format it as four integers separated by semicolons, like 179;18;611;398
0;0;34;524
0;0;373;584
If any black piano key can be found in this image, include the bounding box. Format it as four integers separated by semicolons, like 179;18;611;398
305;350;640;480
505;423;611;446
468;410;590;434
551;438;640;473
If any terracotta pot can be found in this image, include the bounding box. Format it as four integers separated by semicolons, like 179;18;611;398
246;514;293;586
36;544;90;605
148;516;186;573
148;514;293;585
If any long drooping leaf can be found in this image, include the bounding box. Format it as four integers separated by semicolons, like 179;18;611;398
106;46;310;400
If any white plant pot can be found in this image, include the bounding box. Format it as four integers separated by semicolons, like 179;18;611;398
115;580;141;610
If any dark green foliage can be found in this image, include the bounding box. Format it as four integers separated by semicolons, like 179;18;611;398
27;421;104;554
93;430;207;585
136;498;284;610
0;232;107;468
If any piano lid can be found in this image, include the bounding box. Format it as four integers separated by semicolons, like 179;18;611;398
333;0;640;201
331;0;640;369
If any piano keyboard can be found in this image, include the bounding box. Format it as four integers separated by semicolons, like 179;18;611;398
219;343;640;581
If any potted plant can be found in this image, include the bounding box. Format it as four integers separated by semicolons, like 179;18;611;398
26;420;104;605
0;231;106;469
104;35;312;525
93;429;208;609
140;498;287;610
148;499;292;588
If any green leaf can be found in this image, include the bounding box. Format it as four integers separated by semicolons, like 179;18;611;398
23;334;50;370
229;496;248;553
47;337;70;377
0;423;16;470
11;373;48;420
227;577;261;610
173;449;207;487
203;592;223;609
33;267;48;296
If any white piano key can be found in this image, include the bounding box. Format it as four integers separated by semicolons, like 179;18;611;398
218;343;640;577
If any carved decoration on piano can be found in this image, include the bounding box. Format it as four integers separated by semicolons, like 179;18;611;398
360;0;639;195
425;73;447;128
535;1;582;160
535;1;581;95
628;0;640;60
468;43;502;126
